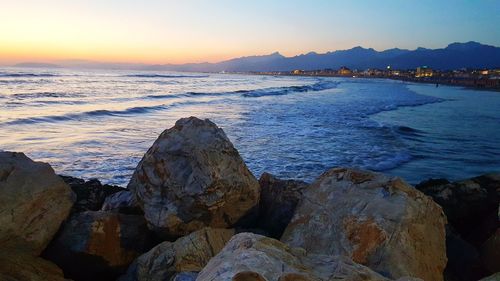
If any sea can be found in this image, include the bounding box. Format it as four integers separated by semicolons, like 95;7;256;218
1;67;499;186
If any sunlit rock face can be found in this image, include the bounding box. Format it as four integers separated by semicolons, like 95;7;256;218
196;232;395;281
0;151;74;256
281;168;447;281
128;117;260;238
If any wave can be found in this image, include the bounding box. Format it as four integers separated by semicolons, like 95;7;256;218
0;72;59;78
124;74;209;78
11;92;85;99
145;80;339;100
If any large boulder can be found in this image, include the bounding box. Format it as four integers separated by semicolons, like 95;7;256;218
61;175;125;213
44;211;154;281
0;151;74;255
197;232;407;281
480;272;500;281
257;173;308;238
120;227;234;281
416;173;500;246
281;168;447;281
128;117;260;238
0;252;67;281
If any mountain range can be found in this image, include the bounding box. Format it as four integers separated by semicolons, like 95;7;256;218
15;41;500;72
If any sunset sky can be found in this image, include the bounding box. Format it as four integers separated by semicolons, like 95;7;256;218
1;0;499;65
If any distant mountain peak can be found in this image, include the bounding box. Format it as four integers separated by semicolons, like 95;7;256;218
446;41;486;50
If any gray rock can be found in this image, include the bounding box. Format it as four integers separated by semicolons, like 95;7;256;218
128;117;260;238
0;151;74;255
101;190;140;214
281;168;447;281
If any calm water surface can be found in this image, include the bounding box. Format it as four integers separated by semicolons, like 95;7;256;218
1;67;499;185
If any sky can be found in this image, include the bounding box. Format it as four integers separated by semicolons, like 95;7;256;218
0;0;499;65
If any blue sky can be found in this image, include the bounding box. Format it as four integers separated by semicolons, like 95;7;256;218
1;0;499;64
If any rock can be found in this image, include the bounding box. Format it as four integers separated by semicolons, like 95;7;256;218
43;210;153;281
101;190;141;214
120;227;234;281
197;232;399;281
416;172;500;246
128;117;260;238
481;228;500;273
0;252;68;281
444;225;486;281
172;272;198;281
0;151;74;255
61;175;125;213
281;168;447;281
257;173;308;238
480;273;500;281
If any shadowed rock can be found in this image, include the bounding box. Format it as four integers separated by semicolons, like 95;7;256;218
281;168;447;281
128;117;260;238
119;227;234;281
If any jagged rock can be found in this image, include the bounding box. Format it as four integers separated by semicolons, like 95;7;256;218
101;190;141;214
0;151;74;255
281;168;447;281
481;228;500;273
120;227;234;281
128;117;260;238
196;232;405;281
44;211;153;281
257;173;308;238
0;252;68;281
416;172;500;246
61;175;125;213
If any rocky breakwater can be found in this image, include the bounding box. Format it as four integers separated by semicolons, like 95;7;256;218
1;116;496;281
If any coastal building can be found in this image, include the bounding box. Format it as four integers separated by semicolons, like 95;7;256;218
338;66;352;76
292;70;304;75
415;66;433;78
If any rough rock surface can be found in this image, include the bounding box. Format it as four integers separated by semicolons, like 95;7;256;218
197;232;401;281
257;173;308;238
416;173;500;245
281;168;447;281
128;117;260;238
61;175;125;213
44;210;153;281
0;151;75;255
480;272;500;281
0;252;68;281
120;227;234;281
101;190;141;214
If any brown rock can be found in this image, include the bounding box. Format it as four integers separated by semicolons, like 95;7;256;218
0;151;74;255
44;210;153;281
257;173;308;238
197;232;397;281
128;117;260;238
120;227;234;281
281;168;447;281
0;251;68;281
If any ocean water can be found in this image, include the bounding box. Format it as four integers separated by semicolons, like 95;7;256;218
1;67;499;186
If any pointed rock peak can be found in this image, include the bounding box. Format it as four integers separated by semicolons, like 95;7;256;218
269;51;284;57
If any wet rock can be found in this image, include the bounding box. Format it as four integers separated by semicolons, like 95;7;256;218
281;168;447;281
416;172;500;246
0;252;68;281
0;151;74;255
101;190;141;214
480;272;500;281
61;175;125;213
128;117;260;238
197;232;399;281
120;227;234;281
257;173;308;238
44;210;153;281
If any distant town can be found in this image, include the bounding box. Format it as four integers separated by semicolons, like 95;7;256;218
250;66;500;90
